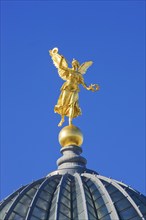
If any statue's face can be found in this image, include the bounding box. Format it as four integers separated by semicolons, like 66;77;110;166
72;61;78;70
72;63;76;69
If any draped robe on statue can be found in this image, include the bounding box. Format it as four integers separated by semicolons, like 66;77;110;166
54;73;82;119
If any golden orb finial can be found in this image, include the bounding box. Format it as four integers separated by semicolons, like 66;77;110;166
59;125;83;147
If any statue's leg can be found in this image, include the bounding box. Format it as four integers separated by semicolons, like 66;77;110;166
58;115;65;127
69;117;72;126
69;105;74;126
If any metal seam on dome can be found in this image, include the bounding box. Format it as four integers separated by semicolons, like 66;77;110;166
98;175;145;220
25;176;60;220
83;173;120;220
45;176;62;220
114;180;142;197
3;178;45;220
74;173;89;220
70;175;75;220
0;185;26;211
81;176;100;219
54;174;70;220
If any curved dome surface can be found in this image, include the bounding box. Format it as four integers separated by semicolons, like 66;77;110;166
1;137;146;220
1;171;146;220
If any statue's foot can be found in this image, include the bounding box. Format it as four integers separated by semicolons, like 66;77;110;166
58;118;64;127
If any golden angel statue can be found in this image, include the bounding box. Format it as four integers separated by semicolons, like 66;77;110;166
49;47;99;127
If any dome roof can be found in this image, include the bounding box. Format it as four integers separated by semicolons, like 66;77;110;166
1;126;146;220
0;171;146;220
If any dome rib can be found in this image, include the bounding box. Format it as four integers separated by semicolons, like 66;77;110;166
0;186;26;220
54;174;69;220
0;185;25;211
99;175;145;220
74;173;89;220
3;178;45;220
29;175;61;220
83;173;120;220
44;176;62;220
25;177;52;220
81;176;100;220
118;184;146;217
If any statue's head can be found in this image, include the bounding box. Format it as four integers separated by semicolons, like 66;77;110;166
72;59;80;70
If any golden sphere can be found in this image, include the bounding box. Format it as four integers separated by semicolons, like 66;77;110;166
59;125;83;147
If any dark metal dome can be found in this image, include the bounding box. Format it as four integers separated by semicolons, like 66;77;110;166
0;145;146;220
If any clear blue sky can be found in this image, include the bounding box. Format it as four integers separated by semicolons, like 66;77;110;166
1;1;145;199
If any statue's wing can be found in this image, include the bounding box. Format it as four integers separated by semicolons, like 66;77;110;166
50;49;69;80
78;61;93;74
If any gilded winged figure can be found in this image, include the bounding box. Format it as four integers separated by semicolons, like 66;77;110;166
49;47;99;127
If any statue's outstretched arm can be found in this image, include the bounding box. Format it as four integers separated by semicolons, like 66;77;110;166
81;81;92;90
57;56;68;71
49;48;69;74
81;78;99;92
